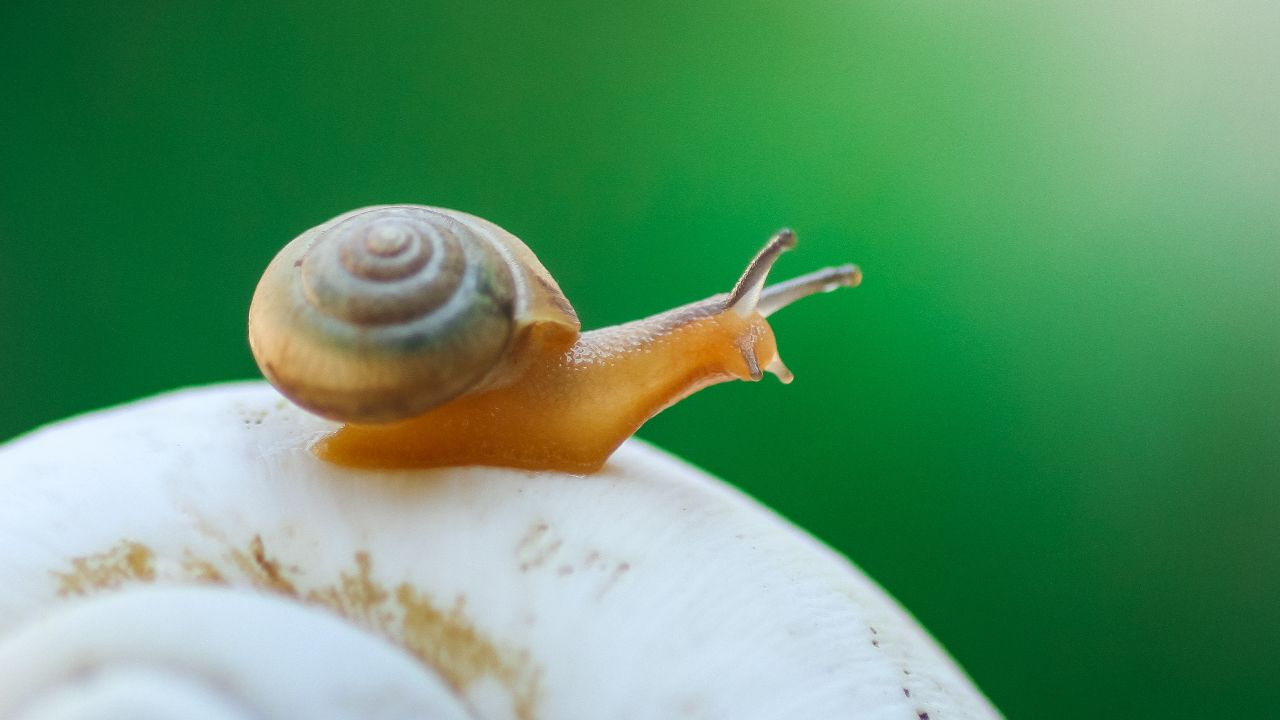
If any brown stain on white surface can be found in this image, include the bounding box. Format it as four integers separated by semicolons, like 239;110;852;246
53;540;155;596
514;520;632;601
397;584;542;720
180;550;227;583
52;537;542;720
229;534;300;596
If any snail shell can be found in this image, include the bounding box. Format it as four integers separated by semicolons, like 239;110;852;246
248;206;580;423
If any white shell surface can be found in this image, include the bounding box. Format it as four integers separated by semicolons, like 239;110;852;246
0;383;999;720
0;585;470;720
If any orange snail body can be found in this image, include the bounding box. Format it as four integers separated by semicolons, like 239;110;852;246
248;205;861;472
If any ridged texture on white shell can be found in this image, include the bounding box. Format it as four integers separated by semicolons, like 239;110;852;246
0;384;1000;720
0;586;470;720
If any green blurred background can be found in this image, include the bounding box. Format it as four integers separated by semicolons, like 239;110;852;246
2;1;1277;716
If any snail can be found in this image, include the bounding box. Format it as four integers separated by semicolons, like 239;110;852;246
248;205;862;472
0;384;1001;719
0;205;1000;718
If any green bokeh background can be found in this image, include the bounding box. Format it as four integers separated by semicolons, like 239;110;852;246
2;2;1277;716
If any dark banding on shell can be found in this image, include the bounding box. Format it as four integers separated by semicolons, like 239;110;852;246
301;209;473;327
249;206;536;423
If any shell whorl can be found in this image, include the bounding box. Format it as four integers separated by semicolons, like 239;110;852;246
249;205;573;424
297;207;513;345
301;209;477;327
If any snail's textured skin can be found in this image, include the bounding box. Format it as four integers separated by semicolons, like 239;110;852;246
0;384;1001;720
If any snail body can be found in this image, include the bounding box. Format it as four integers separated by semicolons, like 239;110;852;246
249;205;861;472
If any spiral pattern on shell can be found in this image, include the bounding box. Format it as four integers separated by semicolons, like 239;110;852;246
299;207;512;336
248;206;523;423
